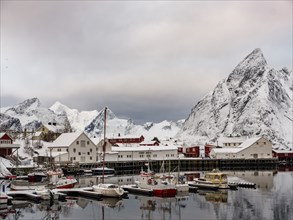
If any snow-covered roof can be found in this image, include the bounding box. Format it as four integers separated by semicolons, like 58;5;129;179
49;132;83;148
237;137;263;152
108;134;143;139
219;136;248;144
0;132;12;139
212;137;265;154
273;150;293;154
44;124;63;133
90;137;101;145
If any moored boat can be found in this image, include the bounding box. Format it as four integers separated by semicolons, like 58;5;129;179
190;169;230;190
92;183;125;197
135;169;177;197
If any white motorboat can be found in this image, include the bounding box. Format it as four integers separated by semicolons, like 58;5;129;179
92;183;125;198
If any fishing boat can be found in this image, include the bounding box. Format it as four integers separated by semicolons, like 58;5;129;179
135;168;177;197
189;169;230;190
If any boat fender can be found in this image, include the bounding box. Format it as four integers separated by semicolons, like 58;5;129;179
147;179;152;185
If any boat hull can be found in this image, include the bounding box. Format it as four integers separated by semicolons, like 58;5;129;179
92;184;124;198
153;188;177;197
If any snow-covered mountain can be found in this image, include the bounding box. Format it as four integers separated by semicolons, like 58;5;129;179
0;98;71;132
50;102;183;140
1;99;182;140
177;48;293;149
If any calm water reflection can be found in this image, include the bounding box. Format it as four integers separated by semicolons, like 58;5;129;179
2;170;293;220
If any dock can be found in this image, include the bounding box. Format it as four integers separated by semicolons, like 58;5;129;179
122;185;153;196
6;191;43;203
52;187;103;200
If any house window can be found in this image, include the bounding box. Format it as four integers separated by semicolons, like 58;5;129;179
81;140;86;147
81;156;85;162
87;141;90;145
90;148;92;152
57;148;61;152
78;152;81;155
90;156;92;160
76;141;79;145
87;152;90;155
73;157;76;160
73;148;76;153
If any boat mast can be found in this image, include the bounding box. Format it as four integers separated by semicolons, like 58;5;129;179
102;107;107;184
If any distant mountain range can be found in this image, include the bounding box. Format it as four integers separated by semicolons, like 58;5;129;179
1;49;292;149
0;98;183;140
177;48;292;150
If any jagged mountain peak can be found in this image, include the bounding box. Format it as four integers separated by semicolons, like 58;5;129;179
50;101;72;115
236;48;267;69
178;49;292;149
5;97;41;115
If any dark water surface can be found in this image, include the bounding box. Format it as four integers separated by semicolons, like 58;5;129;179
3;170;293;220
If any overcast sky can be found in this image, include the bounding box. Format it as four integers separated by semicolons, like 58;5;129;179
1;1;292;124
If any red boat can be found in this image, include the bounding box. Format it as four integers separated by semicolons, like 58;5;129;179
136;168;176;198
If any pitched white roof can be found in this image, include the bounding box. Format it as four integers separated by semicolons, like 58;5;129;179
237;137;263;152
49;132;83;148
213;137;263;154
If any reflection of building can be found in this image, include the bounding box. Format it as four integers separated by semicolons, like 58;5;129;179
226;171;274;189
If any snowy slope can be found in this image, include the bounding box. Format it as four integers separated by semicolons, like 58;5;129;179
177;48;293;149
0;98;70;132
1;99;182;140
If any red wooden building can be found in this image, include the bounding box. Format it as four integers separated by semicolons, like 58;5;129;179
272;150;293;161
204;144;217;158
0;132;20;156
108;135;145;145
177;146;200;158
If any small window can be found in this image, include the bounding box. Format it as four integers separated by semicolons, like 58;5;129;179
81;140;86;147
78;152;81;155
90;156;92;160
87;141;90;145
87;152;90;155
73;148;76;153
76;141;79;145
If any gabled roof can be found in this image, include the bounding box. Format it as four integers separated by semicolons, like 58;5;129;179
49;132;83;148
237;137;263;152
212;137;265;154
0;132;12;140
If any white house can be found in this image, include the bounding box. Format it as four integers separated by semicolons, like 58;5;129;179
111;144;178;162
210;137;272;159
48;132;97;164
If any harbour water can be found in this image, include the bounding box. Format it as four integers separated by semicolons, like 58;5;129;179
2;169;293;220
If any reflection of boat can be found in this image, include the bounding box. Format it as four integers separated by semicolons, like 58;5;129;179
10;169;77;190
189;170;229;190
92;184;125;198
199;189;228;203
98;197;123;208
92;167;115;176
